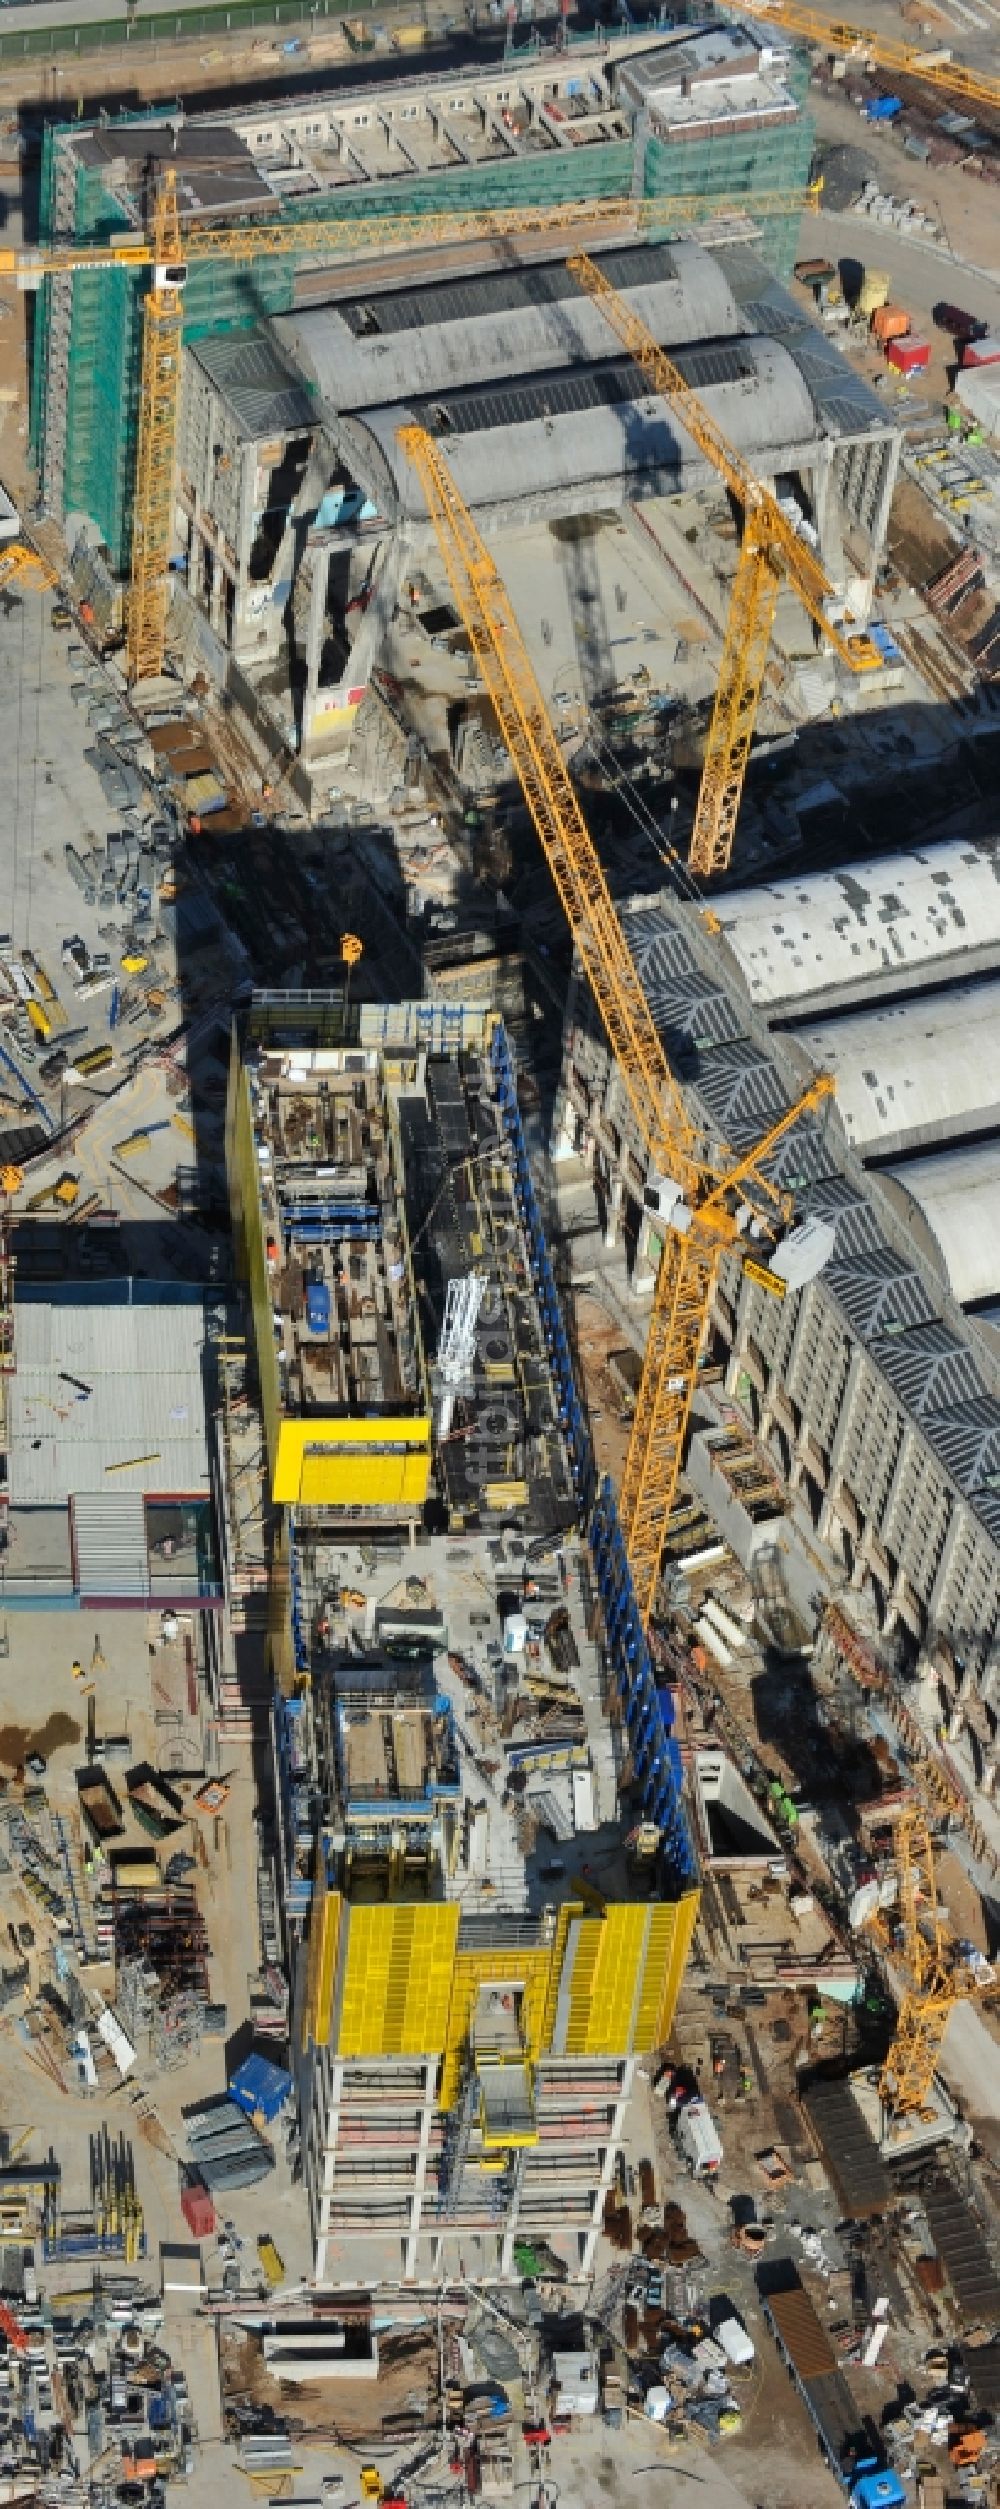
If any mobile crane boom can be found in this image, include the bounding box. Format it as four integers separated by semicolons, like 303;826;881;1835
567;252;882;880
399;421;834;1618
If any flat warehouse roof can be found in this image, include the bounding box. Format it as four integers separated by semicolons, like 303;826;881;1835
9;1295;214;1502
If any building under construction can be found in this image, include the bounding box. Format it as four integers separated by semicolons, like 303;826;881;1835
226;992;698;2284
552;850;1000;1812
31;18;813;579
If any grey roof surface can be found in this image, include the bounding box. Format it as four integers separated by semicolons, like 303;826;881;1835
713;837;1000;1012
397;334;811;443
335;242;684;335
618;27;766;97
190;332;317;441
277;239;742;421
715;244;897;440
610;884;1000;1536
72;121;275;218
9;1298;213;1504
361;332;819;518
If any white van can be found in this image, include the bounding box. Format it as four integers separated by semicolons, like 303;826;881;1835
675;2097;724;2178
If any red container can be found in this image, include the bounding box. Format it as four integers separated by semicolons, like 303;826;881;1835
962;334;1000;368
180;2177;216;2238
887;337;930;373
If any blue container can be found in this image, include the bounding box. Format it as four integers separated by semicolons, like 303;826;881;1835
305;1280;331;1336
229;2054;293;2124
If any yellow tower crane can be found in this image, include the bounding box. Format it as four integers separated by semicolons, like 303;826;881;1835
1;177;807;688
869;1805;998;2120
567;253;883;881
748;2;1000;114
398;422;834;1620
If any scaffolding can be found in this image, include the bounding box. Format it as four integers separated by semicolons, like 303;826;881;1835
31;100;809;572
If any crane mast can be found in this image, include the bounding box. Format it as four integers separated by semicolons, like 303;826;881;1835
872;1808;987;2120
127;171;185;686
399;422;833;1619
567;251;882;880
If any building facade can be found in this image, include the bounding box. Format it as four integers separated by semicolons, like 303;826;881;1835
553;881;1000;1808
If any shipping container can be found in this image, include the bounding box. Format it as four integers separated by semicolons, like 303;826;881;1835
872;305;910;346
886;337;930;373
933;300;982;339
180;2176;215;2239
858;269;891;317
962;334;1000;368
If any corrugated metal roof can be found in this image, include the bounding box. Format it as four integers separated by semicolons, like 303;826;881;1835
922;1397;1000;1494
9;1299;212;1504
869;1322;985;1419
825;1254;936;1341
763;2276;837;2381
73;1492;150;1598
797;1174;888;1263
695;1042;789;1144
190;333;316;441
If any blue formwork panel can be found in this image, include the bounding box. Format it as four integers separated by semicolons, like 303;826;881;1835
489;1024;697;1892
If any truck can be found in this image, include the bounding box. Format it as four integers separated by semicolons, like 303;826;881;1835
934;300;984;342
305;1277;331;1337
675;2098;723;2178
760;2266;890;2495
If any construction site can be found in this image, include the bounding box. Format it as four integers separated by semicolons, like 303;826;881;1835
2;1;1000;2508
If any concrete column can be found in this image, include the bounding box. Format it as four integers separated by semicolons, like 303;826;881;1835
603;1172;625;1251
305;544;332;705
811;449;844;587
405;2063;436;2281
924;1503;964;1636
581;2061;633;2276
818;1347;866;1545
869;438;901;564
550;1094;577;1163
313;2060;345;2278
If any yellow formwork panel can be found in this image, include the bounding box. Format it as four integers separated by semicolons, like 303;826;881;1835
643;1889;700;2052
272;1417;432;1508
561;1916;604;2058
302;1880;342;2051
563;1905;651;2057
440;1941;557;2109
337;1903;459;2058
538;1900;581;2054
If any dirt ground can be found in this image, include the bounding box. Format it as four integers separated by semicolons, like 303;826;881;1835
571;1293;635;1488
221;2322;438;2444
